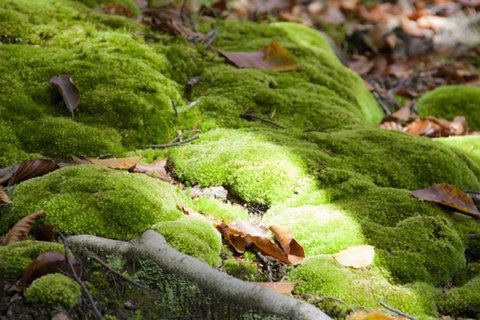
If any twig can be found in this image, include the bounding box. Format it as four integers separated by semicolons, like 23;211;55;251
184;100;201;112
146;129;201;149
171;100;178;117
253;248;272;282
240;111;287;129
379;301;417;320
88;255;154;292
60;234;103;320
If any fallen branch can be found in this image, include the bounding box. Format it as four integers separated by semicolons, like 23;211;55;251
379;301;416;320
68;230;331;320
146;130;201;149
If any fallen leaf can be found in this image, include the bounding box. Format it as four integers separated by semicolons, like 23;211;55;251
449;116;469;135
50;75;80;119
219;42;299;72
349;310;408;320
51;312;71;320
133;159;172;182
270;224;305;264
391;101;413;121
404;118;445;137
412;183;480;219
0;186;12;205
4;210;46;245
250;281;295;294
0;159;60;186
333;245;375;268
379;121;404;131
88;156;142;170
18;251;80;291
216;222;251;253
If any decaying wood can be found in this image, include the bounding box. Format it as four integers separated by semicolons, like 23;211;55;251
68;230;331;320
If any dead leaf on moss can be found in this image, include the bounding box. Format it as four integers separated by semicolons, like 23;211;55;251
270;224;305;264
0;159;60;186
412;183;480;219
4;210;46;245
0;186;12;205
449;116;469;135
333;245;375;268
250;281;295;294
18;251;80;291
133;159;172;182
50;75;80;119
219;42;299;71
348;310;409;320
87;156;142;170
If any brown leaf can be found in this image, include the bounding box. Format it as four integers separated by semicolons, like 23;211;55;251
88;156;142;170
0;186;12;205
219;42;299;72
412;183;480;219
50;75;80;118
379;121;404;131
0;159;60;186
18;251;80;291
449;116;469;136
333;245;375;268
133;159;172;182
391;101;413;121
51;312;71;320
405;118;446;137
216;222;251;253
4;210;46;245
270;225;305;264
250;281;295;294
349;310;408;320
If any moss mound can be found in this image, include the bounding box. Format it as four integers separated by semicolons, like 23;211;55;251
0;241;66;279
153;216;222;267
25;273;81;309
8;165;187;239
417;85;480;130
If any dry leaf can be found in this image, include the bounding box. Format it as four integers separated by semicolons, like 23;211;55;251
449;116;469;136
0;186;12;205
219;42;299;72
216;222;251;253
349;310;408;320
270;224;305;264
334;245;375;268
133;159;172;182
412;183;480;219
52;312;72;320
379;121;404;131
50;75;80;119
0;159;60;186
4;210;46;245
250;281;295;294
18;251;80;291
88;156;142;170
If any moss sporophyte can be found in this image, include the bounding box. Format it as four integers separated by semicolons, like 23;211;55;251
2;0;480;318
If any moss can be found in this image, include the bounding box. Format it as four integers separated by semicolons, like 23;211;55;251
153;216;222;267
0;240;66;279
0;121;30;167
25;273;81;309
223;258;261;281
418;85;480;130
263;206;365;256
289;255;439;318
438;275;480;317
77;0;140;16
193;197;249;222
7;165;186;239
434;135;480;162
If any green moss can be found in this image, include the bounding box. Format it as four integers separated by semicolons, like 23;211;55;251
0;121;30;167
153;216;222;267
264;205;365;256
7;165;186;239
223;258;261;281
418;85;480;130
0;240;66;279
438;275;480;317
289;255;439;318
193;197;249;222
434;135;480;162
25;273;81;309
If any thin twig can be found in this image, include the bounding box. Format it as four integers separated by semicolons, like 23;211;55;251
59;234;103;320
88;255;154;292
240;111;287;129
379;301;417;320
146;129;201;149
171;100;178;117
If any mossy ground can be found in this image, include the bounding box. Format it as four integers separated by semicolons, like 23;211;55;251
1;0;480;318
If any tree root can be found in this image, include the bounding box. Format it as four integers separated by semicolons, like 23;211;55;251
68;230;331;320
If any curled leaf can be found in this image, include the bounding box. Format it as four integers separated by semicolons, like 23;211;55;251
219;42;299;72
0;186;12;205
133;159;173;182
4;210;46;245
0;159;60;186
334;245;375;269
50;75;80;118
412;183;480;219
270;224;305;264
